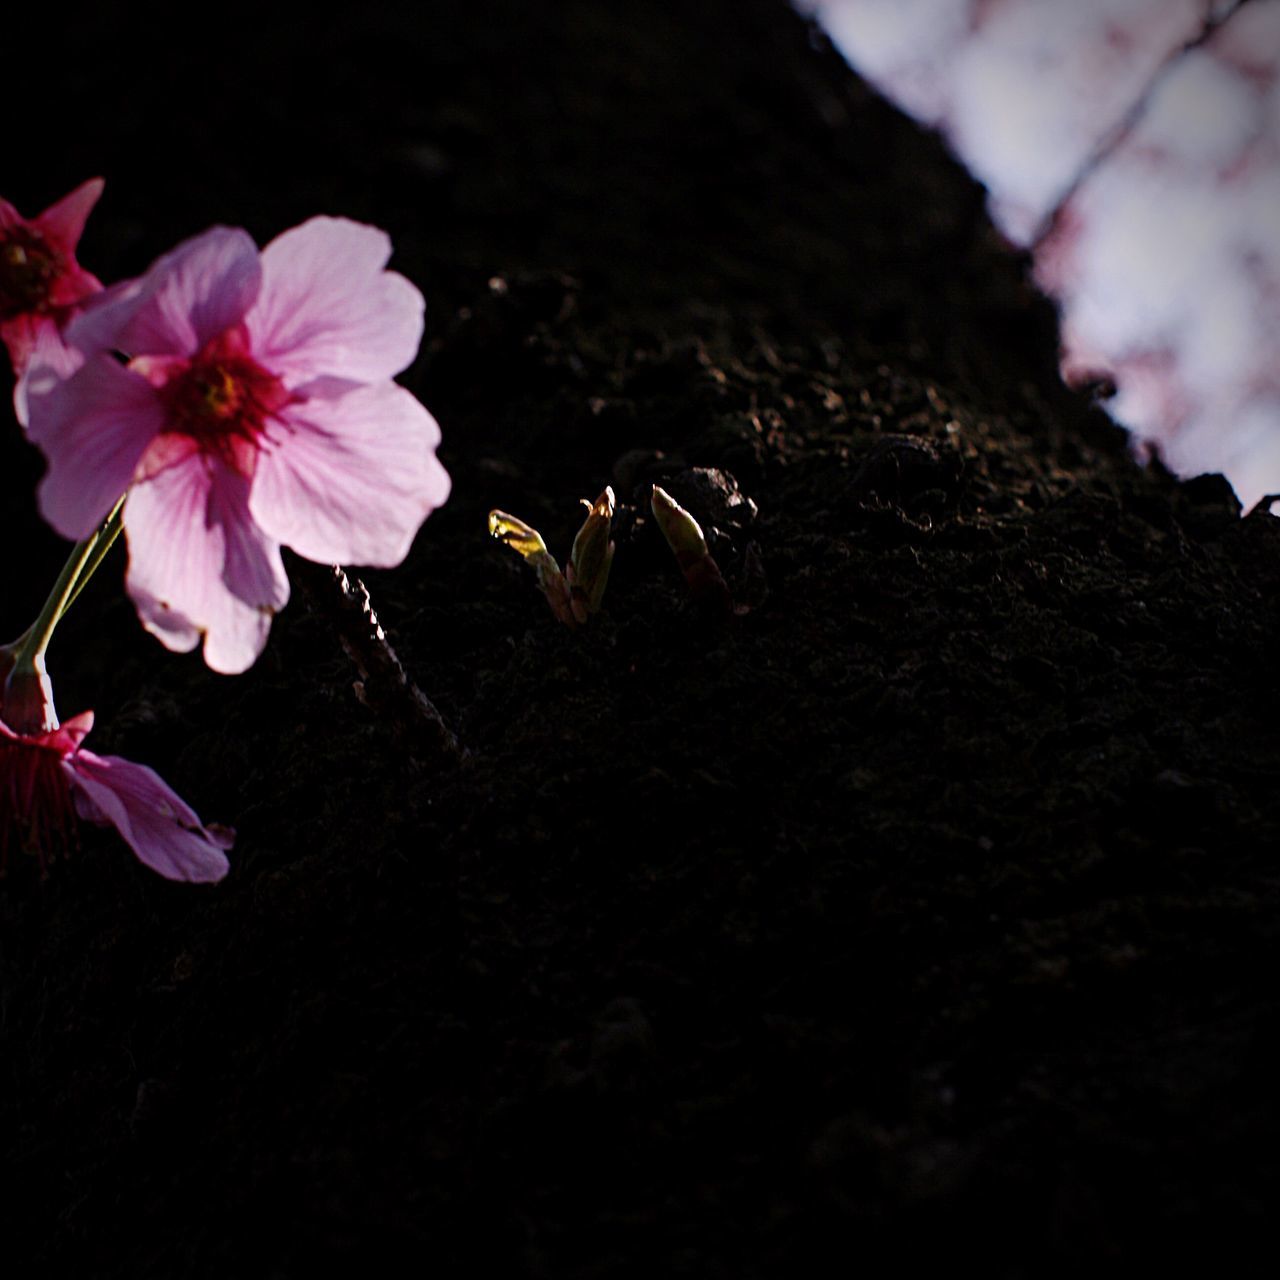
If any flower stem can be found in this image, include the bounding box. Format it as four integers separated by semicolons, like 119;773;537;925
58;499;125;619
9;497;125;673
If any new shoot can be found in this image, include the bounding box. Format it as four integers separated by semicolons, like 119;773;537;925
489;487;616;627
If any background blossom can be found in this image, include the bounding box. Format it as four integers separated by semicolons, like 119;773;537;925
0;179;104;415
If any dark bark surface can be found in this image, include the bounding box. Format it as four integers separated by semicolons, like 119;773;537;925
4;2;1279;1274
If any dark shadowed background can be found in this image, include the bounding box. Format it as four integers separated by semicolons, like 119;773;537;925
4;2;1279;1274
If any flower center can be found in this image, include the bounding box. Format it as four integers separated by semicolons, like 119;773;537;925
0;735;77;872
0;227;62;321
152;327;291;475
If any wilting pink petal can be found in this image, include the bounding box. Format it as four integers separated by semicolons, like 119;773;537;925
1;713;82;868
123;452;288;674
251;380;450;566
0;705;229;882
247;217;425;387
68;749;231;883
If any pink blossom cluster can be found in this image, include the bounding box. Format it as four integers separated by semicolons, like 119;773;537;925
2;181;450;883
799;0;1280;510
28;215;451;672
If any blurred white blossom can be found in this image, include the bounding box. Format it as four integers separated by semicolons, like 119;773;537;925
800;0;1280;510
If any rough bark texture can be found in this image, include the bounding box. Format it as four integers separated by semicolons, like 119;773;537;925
4;2;1278;1275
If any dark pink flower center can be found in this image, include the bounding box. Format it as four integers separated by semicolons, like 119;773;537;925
0;227;63;320
154;327;291;476
0;734;77;872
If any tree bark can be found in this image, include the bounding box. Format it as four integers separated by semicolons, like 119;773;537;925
3;2;1277;1274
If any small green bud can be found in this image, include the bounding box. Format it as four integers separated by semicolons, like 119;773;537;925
487;509;551;562
650;485;732;616
567;486;616;623
649;485;708;564
488;509;577;626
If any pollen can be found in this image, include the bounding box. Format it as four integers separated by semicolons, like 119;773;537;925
0;228;61;320
158;326;291;474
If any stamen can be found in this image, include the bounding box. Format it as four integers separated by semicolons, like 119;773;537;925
0;735;77;872
154;327;291;475
0;228;62;320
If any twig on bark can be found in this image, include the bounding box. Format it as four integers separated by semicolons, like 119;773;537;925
295;560;463;762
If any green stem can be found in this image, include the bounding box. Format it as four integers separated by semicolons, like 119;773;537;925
9;496;125;673
59;500;124;619
1;626;32;658
0;626;31;683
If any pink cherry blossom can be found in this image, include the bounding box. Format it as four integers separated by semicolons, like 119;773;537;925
0;709;231;883
0;179;104;393
26;217;451;673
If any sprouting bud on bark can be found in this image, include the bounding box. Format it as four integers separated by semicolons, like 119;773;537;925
488;509;577;626
488;510;550;563
650;485;708;562
567;486;616;624
650;485;733;616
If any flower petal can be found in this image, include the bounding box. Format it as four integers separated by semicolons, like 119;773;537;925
67;749;231;883
124;453;289;674
66;226;261;361
250;380;450;566
46;260;103;312
33;177;104;251
12;318;85;427
1;312;41;380
246;217;424;386
29;355;166;538
0;195;23;231
53;710;96;753
2;710;97;754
